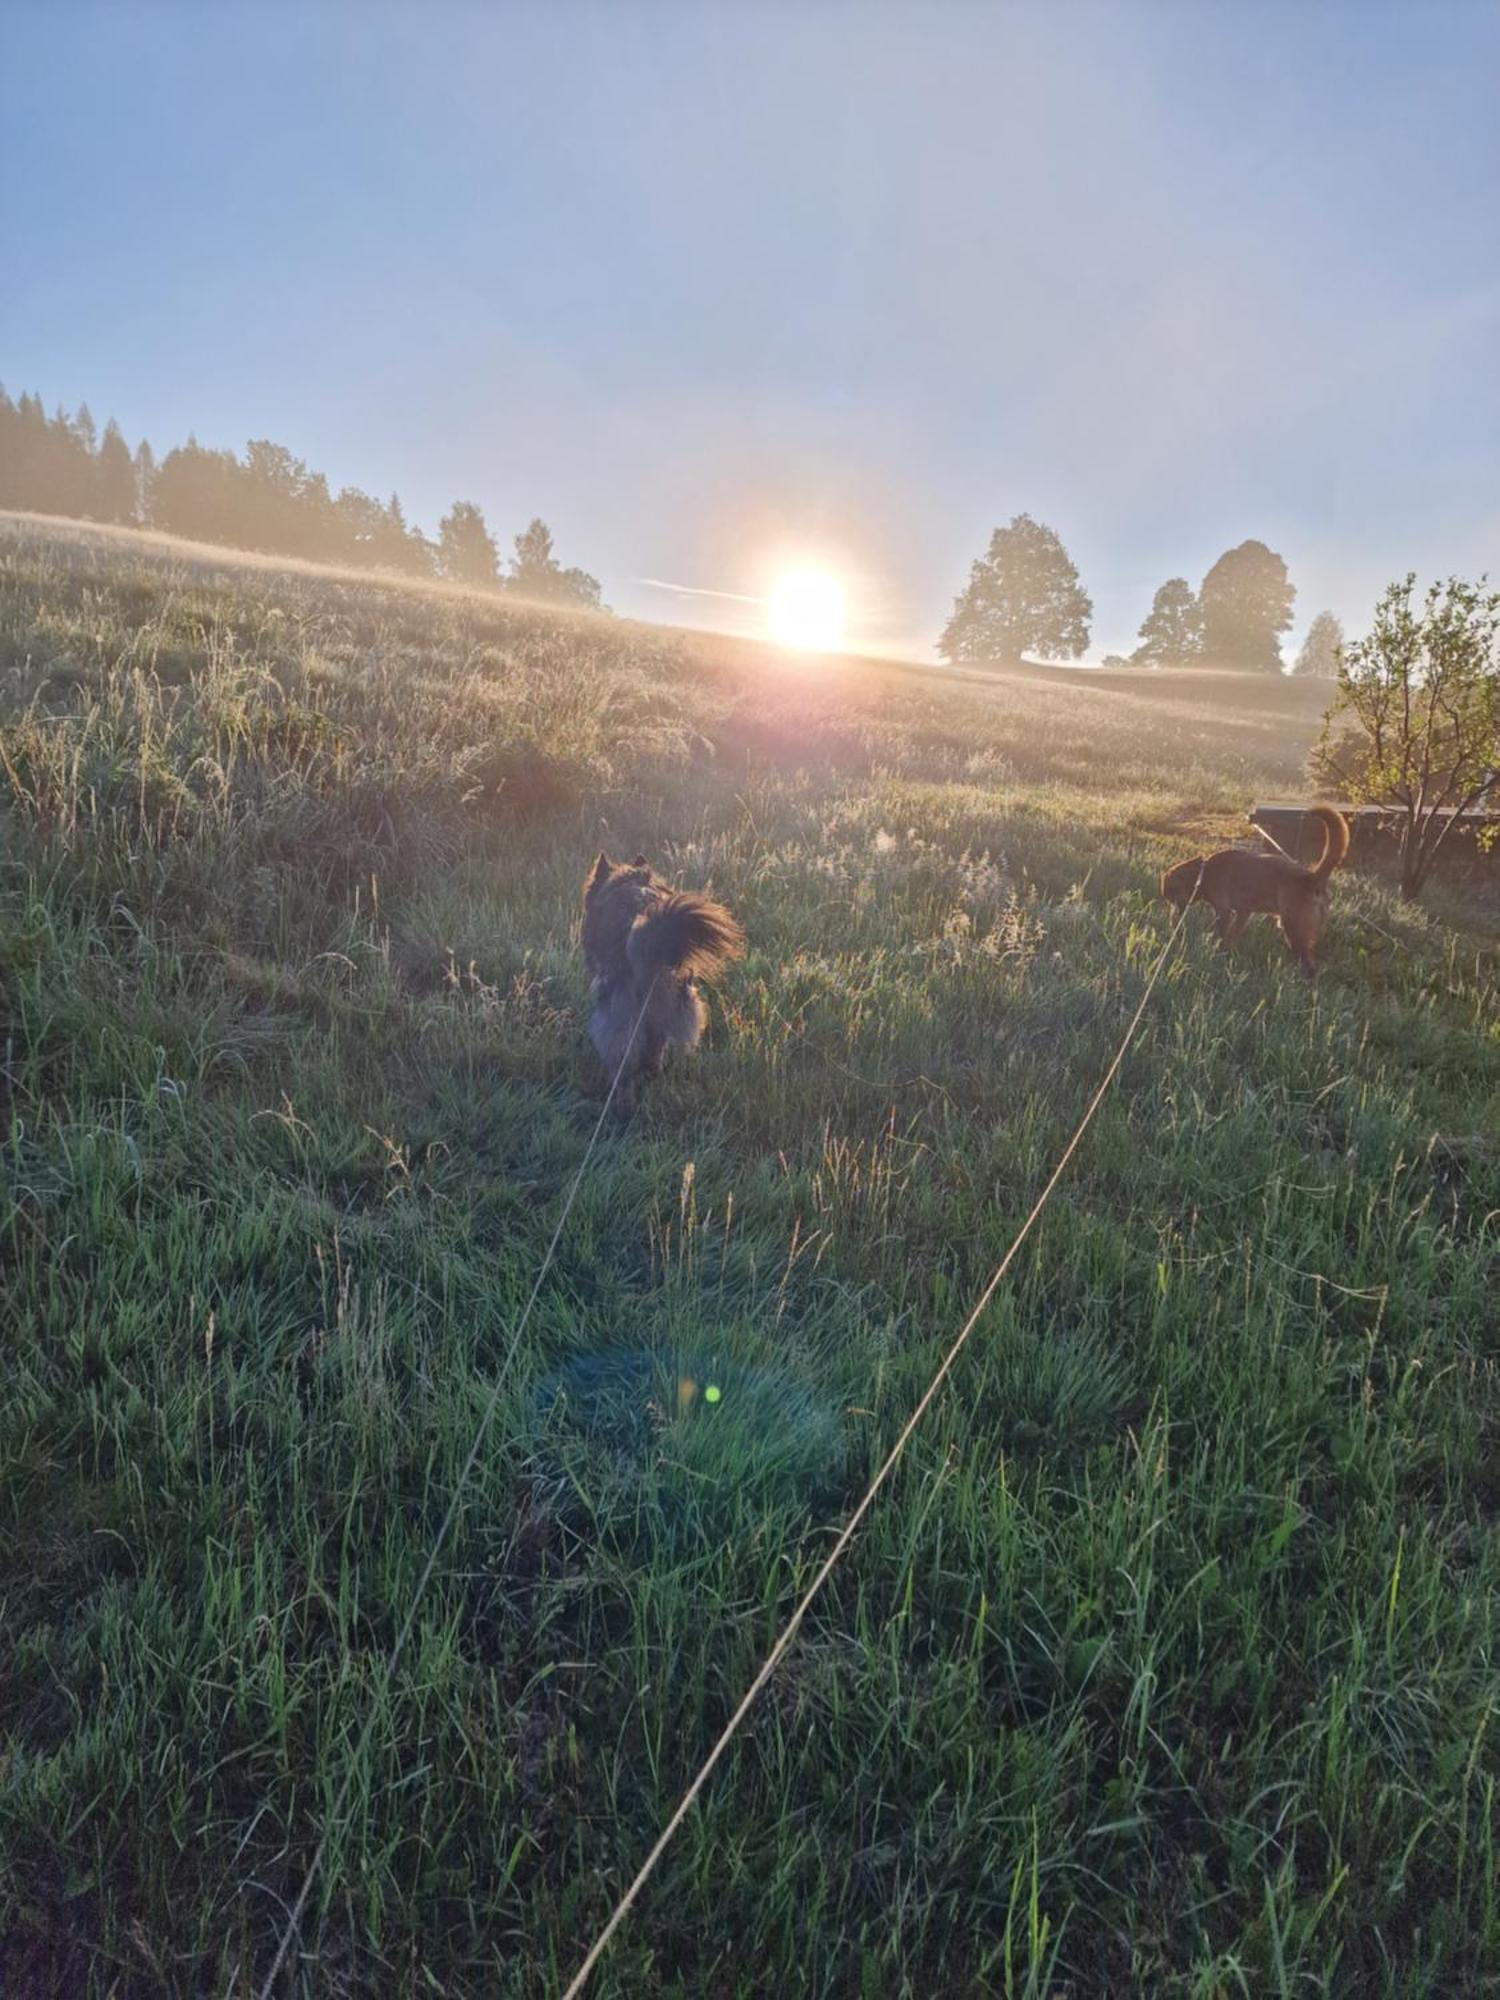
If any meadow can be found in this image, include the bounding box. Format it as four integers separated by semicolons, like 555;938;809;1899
1;512;1497;1998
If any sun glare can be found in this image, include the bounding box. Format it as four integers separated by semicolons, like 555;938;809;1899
767;569;846;651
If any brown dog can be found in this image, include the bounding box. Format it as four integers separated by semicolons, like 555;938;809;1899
581;852;744;1109
1160;805;1350;977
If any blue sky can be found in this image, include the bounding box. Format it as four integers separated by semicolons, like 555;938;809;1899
3;1;1497;658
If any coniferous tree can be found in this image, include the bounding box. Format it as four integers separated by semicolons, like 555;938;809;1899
0;390;601;606
13;395;51;510
375;494;410;571
0;393;95;517
1294;610;1343;678
47;406;94;517
377;494;434;575
0;387;19;509
133;439;157;522
511;516;556;587
508;517;604;609
96;420;138;524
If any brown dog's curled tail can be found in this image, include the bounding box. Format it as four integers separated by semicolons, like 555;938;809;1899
1306;804;1351;887
627;892;745;983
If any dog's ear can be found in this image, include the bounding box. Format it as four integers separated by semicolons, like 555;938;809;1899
632;853;649;868
589;850;611;889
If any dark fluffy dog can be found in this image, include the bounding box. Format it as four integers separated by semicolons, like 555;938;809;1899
581;851;744;1108
1160;804;1350;977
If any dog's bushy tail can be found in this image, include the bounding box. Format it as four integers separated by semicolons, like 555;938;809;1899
627;892;745;982
1307;804;1351;886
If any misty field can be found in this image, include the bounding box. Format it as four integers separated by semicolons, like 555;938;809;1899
2;514;1498;1998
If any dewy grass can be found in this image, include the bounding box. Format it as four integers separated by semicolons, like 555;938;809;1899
1;512;1498;1997
527;1340;850;1549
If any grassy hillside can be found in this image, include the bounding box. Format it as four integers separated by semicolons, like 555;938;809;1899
1;512;1497;1998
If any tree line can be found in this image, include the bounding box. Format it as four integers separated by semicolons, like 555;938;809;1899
939;513;1342;675
0;387;605;609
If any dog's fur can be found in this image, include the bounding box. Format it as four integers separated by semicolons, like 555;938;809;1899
582;851;744;1108
1160;804;1350;977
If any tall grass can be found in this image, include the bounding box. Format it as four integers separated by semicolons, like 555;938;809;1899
1;514;1497;1997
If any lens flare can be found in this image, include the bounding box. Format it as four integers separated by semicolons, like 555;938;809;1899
767;570;845;651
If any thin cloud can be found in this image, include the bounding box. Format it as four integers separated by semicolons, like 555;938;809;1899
638;577;766;605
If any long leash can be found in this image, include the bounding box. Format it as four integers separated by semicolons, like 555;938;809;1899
558;882;1200;1997
252;981;659;2000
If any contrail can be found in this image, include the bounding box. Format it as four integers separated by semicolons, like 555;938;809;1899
637;577;766;605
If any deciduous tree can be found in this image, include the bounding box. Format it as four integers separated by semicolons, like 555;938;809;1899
938;514;1091;664
1311;575;1499;897
1198;539;1295;672
1131;577;1202;668
437;501;500;588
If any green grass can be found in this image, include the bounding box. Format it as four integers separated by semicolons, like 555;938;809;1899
1;512;1497;1997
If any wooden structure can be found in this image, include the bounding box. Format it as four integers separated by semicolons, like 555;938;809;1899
1249;801;1500;876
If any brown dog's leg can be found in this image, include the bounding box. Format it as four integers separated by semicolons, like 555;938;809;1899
1279;898;1320;979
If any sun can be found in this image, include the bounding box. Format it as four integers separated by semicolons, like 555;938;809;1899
767;569;846;651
